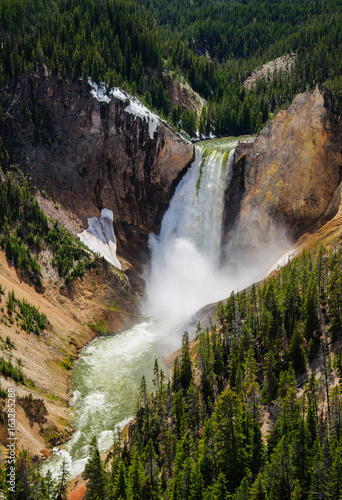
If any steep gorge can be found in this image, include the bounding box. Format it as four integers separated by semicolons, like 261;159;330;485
3;73;194;277
0;73;194;458
1;77;342;469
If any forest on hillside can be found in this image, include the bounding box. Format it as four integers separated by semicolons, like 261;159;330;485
1;245;342;498
1;0;342;136
0;173;97;286
1;1;342;498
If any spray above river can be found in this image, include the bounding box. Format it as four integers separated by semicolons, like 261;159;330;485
44;135;289;479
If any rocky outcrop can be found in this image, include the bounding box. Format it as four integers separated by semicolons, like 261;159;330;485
243;53;296;91
163;70;207;118
223;85;342;262
0;74;195;462
3;74;194;272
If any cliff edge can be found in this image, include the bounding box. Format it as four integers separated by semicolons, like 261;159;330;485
3;74;194;274
223;85;342;261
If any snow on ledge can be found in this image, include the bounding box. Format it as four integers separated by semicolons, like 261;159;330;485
77;208;121;270
88;80;111;104
268;248;299;274
109;87;129;102
87;78;159;140
124;97;159;140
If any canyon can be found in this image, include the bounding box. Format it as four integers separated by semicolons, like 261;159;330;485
0;75;342;473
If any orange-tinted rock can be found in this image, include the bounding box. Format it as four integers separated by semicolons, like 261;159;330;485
68;483;87;500
223;85;342;260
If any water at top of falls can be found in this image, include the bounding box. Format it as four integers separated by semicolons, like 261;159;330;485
157;147;234;263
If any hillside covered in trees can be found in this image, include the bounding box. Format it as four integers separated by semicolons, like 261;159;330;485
1;0;342;498
79;246;342;499
1;246;342;498
1;0;342;137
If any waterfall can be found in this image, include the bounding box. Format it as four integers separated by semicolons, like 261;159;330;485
43;141;256;480
145;146;235;324
158;147;234;263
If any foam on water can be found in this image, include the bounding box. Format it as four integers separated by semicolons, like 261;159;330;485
42;320;176;478
43;136;290;480
145;147;235;323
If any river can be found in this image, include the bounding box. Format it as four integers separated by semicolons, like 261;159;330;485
43;134;280;479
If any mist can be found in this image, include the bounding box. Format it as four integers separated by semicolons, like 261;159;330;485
144;226;292;331
143;147;293;333
43;141;294;479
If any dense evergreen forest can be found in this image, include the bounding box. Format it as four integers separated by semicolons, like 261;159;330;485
1;0;342;136
1;1;342;498
2;245;342;498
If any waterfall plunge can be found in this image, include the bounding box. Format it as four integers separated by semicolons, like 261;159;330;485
145;146;235;325
44;141;263;480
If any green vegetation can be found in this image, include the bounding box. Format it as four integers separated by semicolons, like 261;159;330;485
0;335;15;351
0;242;342;497
2;0;342;136
0;384;7;398
0;172;96;284
3;451;69;500
78;245;342;499
40;423;68;446
45;220;95;283
60;355;73;370
0;174;44;284
2;245;341;498
108;301;122;313
1;0;342;498
0;356;24;383
5;289;48;335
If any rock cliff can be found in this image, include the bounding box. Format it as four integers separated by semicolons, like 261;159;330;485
3;74;194;274
0;246;139;458
223;85;342;262
0;73;194;458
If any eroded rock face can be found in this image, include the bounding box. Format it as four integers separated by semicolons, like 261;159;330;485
223;85;342;262
4;75;194;270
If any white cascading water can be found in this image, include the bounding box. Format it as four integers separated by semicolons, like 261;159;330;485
145;147;235;324
43;140;264;479
157;148;233;263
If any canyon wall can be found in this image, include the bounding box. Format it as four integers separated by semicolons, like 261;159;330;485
3;74;194;271
2;77;342;461
223;85;342;262
0;73;194;456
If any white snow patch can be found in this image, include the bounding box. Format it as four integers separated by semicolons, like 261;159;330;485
268;248;299;274
87;78;159;139
88;78;111;103
125;96;159;140
109;87;129;102
77;209;121;269
199;133;218;141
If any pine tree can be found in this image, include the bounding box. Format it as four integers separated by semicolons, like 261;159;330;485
84;437;108;499
288;326;306;374
179;331;192;391
113;462;127;500
213;388;250;492
303;277;320;343
127;452;145;500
